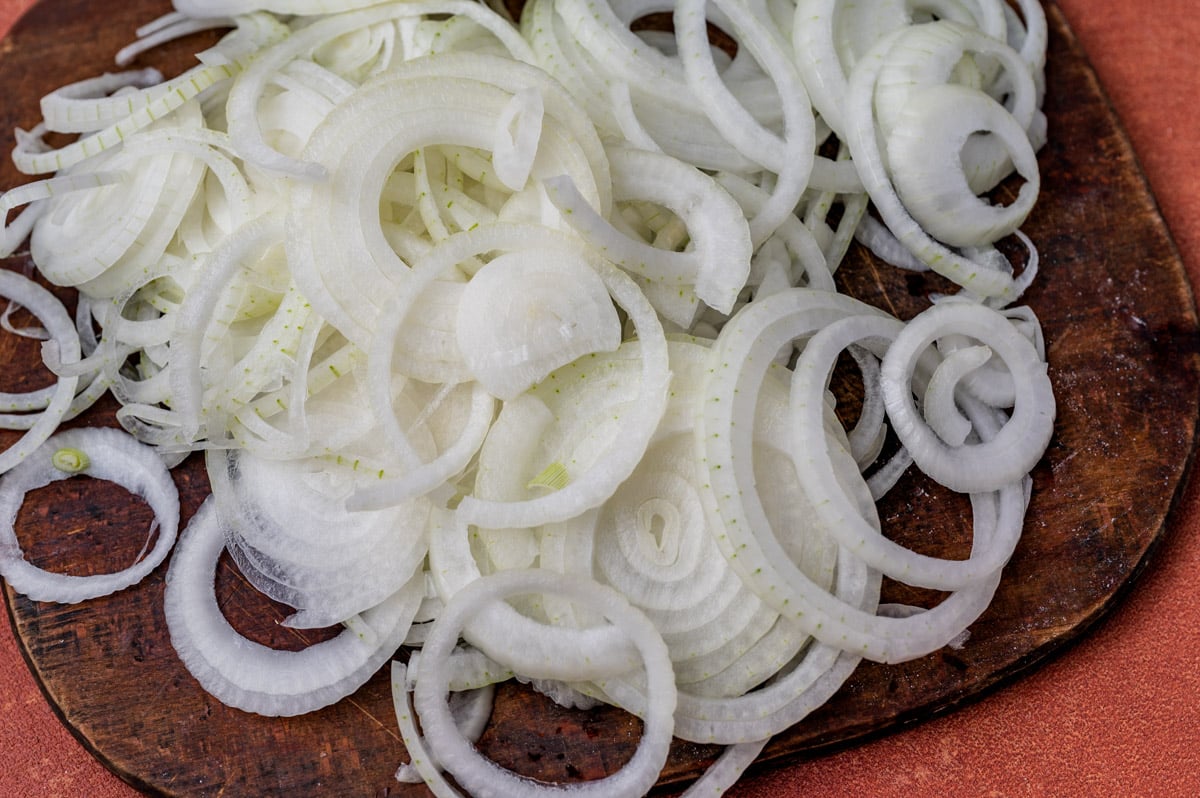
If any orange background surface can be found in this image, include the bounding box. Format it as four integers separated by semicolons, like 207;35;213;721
1;1;1198;796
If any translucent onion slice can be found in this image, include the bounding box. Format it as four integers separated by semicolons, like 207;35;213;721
541;432;785;691
547;146;752;316
393;656;496;785
672;0;814;245
879;300;1055;494
115;12;235;67
456;248;621;400
923;344;994;446
396;51;612;215
583;514;876;743
157;214;286;447
164;497;424;716
411;568;677;798
287;63;603;348
374;222;670;530
225;1;535;180
13;16;286;175
0;270;81;476
535;338;835;698
29;126;204;291
842;22;1039;301
37;68;165;134
699;288;1013;662
791;0;910;137
790;312;1024;589
492;87;545;191
428;507;643;680
887;83;1040;247
1007;0;1049;101
522;0;763;174
0;427;178;602
348;379;496;510
713;172;835;293
348;224;629;513
870;16;1038;196
210;448;431;627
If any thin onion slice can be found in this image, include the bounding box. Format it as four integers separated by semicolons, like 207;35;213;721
879;300;1055;494
0;427;178;602
0;270;81;476
412;568;677;798
164;497;424;716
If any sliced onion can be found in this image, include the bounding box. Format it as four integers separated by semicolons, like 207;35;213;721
842;21;1041;301
0;427;178;602
548;146;753;316
790;312;1024;589
0;4;1062;795
412;568;677;798
428;507;643;680
286;62;602;349
456;248;621;400
879;300;1055;494
13;17;286;175
164;496;424;716
210;448;431;627
226;1;534;180
0;270;81;475
699;288;1016;662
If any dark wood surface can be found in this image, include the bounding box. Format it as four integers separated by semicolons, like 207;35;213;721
1;1;1197;796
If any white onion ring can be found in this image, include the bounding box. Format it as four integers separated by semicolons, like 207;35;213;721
164;497;424;716
0;427;178;602
413;568;677;798
880;300;1055;494
0;270;81;476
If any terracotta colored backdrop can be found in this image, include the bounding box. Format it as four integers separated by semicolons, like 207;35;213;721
0;1;1197;796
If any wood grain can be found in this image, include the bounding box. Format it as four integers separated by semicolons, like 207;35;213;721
1;2;1197;796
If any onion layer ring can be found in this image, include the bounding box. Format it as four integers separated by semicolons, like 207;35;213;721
0;427;178;602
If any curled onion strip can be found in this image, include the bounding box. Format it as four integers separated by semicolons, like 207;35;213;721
794;0;918;136
210;448;432;627
287;64;602;349
842;21;1040;301
0;270;81;475
39;68;167;133
117;14;235;67
14;17;286;175
887;86;1039;247
0;427;178;602
700;288;1015;662
28;106;214;292
790;312;1023;589
594;484;877;742
673;0;814;245
457;275;669;527
879;300;1055;494
455;248;622;400
226;1;535;180
166;214;285;447
164;497;424;716
413;568;677;798
428;507;645;680
546;146;752;316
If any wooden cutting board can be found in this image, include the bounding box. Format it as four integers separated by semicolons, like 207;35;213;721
1;1;1197;796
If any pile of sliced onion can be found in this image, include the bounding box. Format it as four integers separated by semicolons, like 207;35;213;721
0;0;1055;795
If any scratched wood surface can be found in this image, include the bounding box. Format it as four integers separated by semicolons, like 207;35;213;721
1;1;1198;796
